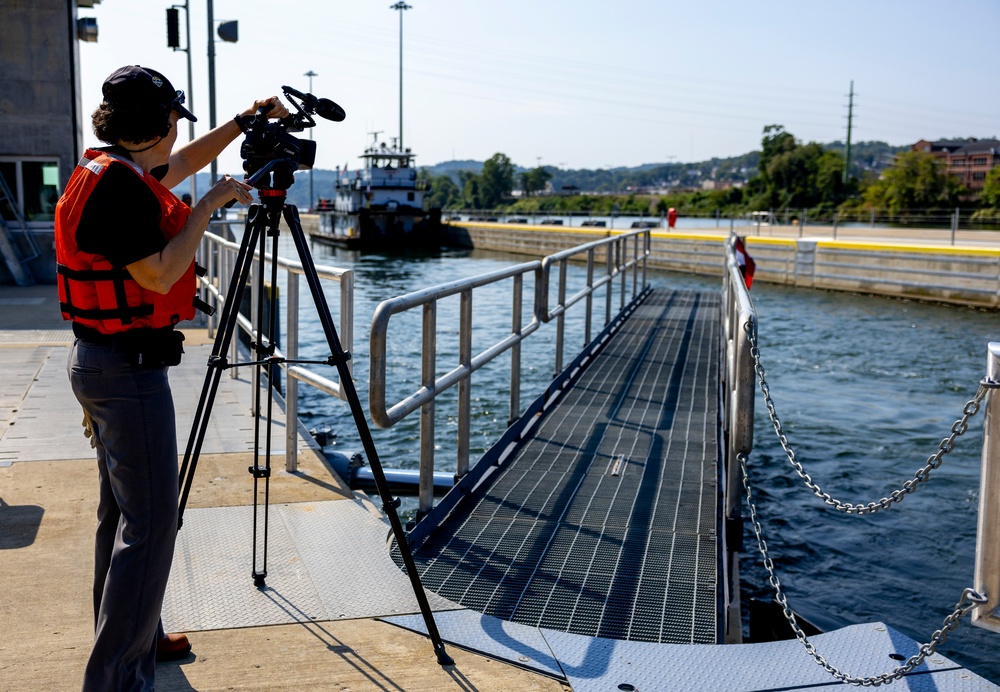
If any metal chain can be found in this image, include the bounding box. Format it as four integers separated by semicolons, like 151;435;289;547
740;452;988;686
743;319;988;515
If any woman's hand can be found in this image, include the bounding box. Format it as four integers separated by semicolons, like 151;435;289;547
240;97;289;119
198;174;253;212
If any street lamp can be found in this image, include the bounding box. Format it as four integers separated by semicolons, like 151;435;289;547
390;2;411;151
305;70;317;210
206;0;238;188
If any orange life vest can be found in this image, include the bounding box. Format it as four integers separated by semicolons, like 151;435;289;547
55;149;196;334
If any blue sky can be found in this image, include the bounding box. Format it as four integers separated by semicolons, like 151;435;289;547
77;0;999;174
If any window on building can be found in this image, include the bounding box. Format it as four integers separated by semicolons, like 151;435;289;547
953;158;966;166
0;158;61;223
973;171;986;181
972;157;988;166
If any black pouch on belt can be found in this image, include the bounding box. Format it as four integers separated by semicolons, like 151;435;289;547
129;329;186;368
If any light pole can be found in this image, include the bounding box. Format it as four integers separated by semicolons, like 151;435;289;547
207;0;217;185
390;2;411;151
206;0;238;187
305;69;317;210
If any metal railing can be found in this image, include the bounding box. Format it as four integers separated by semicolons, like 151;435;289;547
369;229;651;515
197;227;354;472
973;342;1000;634
721;233;757;643
369;261;542;511
538;229;650;375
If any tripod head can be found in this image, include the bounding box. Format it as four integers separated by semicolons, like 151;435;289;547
235;85;346;196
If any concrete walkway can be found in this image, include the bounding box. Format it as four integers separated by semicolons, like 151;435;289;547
0;284;563;691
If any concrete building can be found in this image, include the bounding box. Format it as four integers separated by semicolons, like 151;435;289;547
0;0;102;284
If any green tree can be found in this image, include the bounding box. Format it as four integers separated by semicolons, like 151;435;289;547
520;166;552;197
759;124;797;174
424;174;460;209
458;170;482;209
479;153;516;209
980;166;1000;208
745;125;849;210
863;151;966;213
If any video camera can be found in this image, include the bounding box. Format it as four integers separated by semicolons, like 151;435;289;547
235;85;346;191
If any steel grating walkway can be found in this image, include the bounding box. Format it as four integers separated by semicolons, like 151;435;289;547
402;288;722;644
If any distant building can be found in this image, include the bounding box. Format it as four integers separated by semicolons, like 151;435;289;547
911;138;1000;195
0;0;102;283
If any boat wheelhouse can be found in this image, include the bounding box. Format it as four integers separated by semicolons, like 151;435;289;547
313;134;440;250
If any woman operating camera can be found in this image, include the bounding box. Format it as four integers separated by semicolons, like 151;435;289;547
55;64;287;691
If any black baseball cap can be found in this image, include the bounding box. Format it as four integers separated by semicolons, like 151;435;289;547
102;65;197;122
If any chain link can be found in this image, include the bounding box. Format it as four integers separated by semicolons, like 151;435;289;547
743;319;988;515
740;452;988;686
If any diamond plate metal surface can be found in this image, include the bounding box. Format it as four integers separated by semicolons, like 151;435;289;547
542;623;999;691
385;613;998;691
163;499;460;633
381;610;565;679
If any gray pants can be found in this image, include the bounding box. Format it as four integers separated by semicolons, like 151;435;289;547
69;337;179;692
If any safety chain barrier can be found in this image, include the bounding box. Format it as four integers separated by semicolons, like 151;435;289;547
744;319;990;514
740;452;987;686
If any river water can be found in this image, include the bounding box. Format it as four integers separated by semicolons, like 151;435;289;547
286;237;998;683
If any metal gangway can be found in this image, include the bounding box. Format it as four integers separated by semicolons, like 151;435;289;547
194;226;999;688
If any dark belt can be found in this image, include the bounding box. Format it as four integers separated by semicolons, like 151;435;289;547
72;324;185;368
72;323;172;347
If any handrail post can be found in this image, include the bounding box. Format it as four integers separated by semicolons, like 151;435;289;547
418;301;437;516
629;235;639;298
643;230;649;288
973;342;1000;633
285;271;299;472
585;249;594;346
510;273;523;426
618;237;626;311
555;258;567;376
207;237;217;338
605;243;613;325
340;269;354;395
457;289;472;479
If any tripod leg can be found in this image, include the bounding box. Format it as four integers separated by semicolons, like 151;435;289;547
250;210;283;587
178;206;266;527
282;204;454;666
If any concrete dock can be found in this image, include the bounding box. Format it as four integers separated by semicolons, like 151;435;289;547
0;283;563;691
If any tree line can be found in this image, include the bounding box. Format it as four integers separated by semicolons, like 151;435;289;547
420;126;1000;222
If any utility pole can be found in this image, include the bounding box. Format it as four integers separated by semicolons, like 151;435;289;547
206;0;238;189
390;2;411;151
843;80;854;185
305;69;317;210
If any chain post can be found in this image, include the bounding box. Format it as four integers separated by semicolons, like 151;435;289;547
973;342;1000;632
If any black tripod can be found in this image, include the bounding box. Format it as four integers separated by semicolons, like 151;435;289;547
177;159;453;665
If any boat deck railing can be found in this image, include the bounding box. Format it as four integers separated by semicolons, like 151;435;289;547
369;228;651;515
197;224;354;472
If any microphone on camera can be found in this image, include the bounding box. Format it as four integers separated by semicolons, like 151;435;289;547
281;85;346;122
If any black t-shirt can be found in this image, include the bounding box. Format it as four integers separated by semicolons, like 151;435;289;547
75;146;171;269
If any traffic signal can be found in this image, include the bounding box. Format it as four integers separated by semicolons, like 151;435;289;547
166;8;180;49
